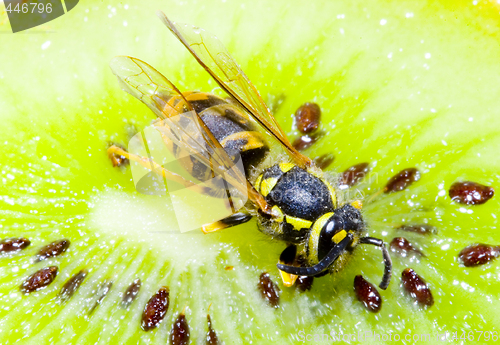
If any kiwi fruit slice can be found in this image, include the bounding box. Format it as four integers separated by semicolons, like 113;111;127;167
1;0;500;343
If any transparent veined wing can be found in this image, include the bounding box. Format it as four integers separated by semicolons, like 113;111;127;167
110;56;236;182
109;56;273;231
157;12;312;168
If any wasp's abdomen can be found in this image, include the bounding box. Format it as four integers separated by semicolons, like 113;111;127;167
185;92;269;174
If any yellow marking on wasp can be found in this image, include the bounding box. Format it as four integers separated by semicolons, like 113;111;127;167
184;91;214;101
254;174;263;191
279;162;295;173
201;221;227;234
272;205;284;222
351;200;363;210
323;179;337;208
285;215;313;231
219;131;266;151
182;90;197;97
163;95;190;114
332;230;347;244
311;213;333;235
279;267;298;287
260;177;278;197
308;212;334;263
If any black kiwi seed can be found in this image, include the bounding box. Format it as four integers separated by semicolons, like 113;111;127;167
401;268;433;307
88;280;113;315
313;153;335;170
339;162;370;189
170;312;190;345
206;314;220;345
295;102;321;134
58;269;88;303
458;244;500;267
384;168;421;193
353;275;382;313
390;237;424;258
141;286;169;331
0;237;30;254
292;134;318;151
397;224;437;235
295;255;314;292
121;278;141;308
296;276;314;292
35;239;70;262
20;266;58;294
258;272;280;308
449;181;494;205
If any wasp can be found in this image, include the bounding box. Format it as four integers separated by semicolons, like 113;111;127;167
107;12;392;290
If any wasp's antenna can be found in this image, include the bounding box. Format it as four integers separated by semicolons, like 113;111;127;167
358;237;392;290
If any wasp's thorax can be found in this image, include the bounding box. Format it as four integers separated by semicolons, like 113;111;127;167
254;163;365;264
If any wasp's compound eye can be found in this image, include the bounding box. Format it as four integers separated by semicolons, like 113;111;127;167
314;205;364;262
316;214;343;262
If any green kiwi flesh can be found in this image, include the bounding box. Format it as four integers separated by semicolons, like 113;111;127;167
1;0;500;343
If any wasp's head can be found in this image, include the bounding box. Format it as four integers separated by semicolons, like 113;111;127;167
307;203;364;266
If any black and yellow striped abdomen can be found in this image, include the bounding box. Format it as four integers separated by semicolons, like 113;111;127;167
162;91;269;182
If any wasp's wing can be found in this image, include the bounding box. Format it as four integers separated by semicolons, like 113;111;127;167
110;56;272;229
110;56;236;181
110;55;190;120
111;56;248;231
157;12;312;168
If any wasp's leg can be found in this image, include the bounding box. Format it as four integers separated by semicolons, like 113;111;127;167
107;145;207;193
350;200;363;210
277;245;298;287
108;144;129;167
358;237;392;290
277;233;354;276
201;212;252;234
